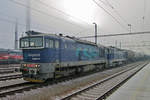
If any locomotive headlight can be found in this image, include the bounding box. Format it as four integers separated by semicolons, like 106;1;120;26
35;64;40;68
22;64;27;67
35;65;38;67
38;64;40;67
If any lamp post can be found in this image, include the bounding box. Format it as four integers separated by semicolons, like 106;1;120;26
128;24;131;33
93;22;97;44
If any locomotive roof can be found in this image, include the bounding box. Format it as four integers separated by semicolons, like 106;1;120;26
24;31;98;46
21;31;137;53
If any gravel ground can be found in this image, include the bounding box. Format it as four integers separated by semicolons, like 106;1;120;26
71;65;143;100
0;62;143;100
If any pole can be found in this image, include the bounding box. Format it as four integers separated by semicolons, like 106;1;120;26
26;0;31;32
115;40;117;47
129;24;131;33
15;19;18;50
93;22;97;44
143;16;145;31
128;24;131;33
120;42;121;49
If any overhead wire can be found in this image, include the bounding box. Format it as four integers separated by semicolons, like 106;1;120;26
92;0;128;31
0;10;81;35
9;0;130;34
98;0;134;32
36;0;90;25
34;0;92;34
13;0;130;34
0;11;18;20
0;15;57;33
7;0;87;30
33;0;100;35
30;13;68;33
123;44;150;48
99;0;139;32
98;0;126;24
0;17;25;27
79;31;150;38
105;0;129;25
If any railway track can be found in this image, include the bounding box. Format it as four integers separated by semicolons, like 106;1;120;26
0;64;20;68
60;62;148;100
0;68;16;74
0;64;20;74
0;70;15;74
0;67;20;74
0;82;36;97
0;73;22;81
0;77;71;98
0;61;146;98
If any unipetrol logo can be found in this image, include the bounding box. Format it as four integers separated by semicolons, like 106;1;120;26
75;47;99;60
23;53;41;61
24;53;41;59
28;54;40;57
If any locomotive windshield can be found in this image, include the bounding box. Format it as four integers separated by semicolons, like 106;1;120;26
20;37;43;48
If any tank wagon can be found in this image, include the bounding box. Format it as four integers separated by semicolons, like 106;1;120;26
19;31;137;82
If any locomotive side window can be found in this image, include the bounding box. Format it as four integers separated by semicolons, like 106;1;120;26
46;39;49;48
64;44;67;49
49;40;54;48
46;39;54;48
55;40;59;48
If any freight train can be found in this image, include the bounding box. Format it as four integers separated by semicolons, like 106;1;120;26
0;49;22;64
20;31;142;82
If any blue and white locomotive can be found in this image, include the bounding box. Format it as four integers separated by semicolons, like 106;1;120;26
20;31;128;82
107;46;127;67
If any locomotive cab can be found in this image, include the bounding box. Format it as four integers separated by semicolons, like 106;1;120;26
20;34;58;82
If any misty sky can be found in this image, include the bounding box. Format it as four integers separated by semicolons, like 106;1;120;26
0;0;150;54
